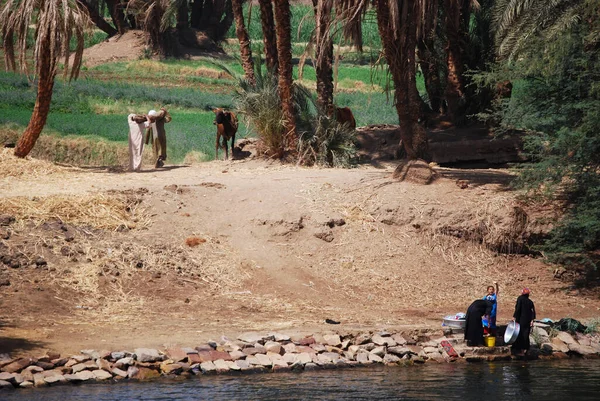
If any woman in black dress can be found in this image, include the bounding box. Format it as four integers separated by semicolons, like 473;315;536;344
464;299;494;346
512;288;536;356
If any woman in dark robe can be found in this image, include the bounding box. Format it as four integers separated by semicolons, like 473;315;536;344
512;288;536;356
464;300;494;346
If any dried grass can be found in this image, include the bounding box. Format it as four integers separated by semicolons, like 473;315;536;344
0;148;69;178
0;192;150;231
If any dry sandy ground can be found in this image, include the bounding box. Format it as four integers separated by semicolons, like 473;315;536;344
1;151;599;357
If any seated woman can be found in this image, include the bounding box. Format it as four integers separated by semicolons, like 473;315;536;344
464;300;494;346
483;282;499;335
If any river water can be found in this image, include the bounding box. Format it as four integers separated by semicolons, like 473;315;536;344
3;359;599;400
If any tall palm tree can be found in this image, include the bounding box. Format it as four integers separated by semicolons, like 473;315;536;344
232;0;256;85
1;0;92;158
258;0;278;73
273;0;296;153
375;0;428;160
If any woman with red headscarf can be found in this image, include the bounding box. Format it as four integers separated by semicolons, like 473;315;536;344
512;288;536;356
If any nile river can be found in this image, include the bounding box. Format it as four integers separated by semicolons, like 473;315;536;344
2;359;599;400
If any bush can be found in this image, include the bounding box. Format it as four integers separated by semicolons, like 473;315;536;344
476;2;600;273
299;112;357;167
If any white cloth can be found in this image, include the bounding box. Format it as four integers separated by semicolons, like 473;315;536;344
128;114;145;171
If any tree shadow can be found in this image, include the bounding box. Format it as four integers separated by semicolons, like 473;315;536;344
0;321;46;356
72;165;192;174
437;167;516;189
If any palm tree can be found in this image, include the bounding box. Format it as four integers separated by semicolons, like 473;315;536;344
1;0;92;158
375;0;428;160
232;0;256;85
313;0;334;112
493;0;585;60
258;0;278;73
273;0;297;153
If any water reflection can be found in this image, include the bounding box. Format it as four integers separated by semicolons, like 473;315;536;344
3;360;600;401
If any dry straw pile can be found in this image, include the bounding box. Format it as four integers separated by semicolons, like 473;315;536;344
0;147;68;178
0;192;151;231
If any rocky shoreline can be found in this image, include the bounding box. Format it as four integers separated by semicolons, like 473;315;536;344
1;325;599;390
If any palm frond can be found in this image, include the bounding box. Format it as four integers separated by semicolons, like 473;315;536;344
493;0;585;59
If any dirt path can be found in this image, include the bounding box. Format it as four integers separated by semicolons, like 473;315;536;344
1;155;598;357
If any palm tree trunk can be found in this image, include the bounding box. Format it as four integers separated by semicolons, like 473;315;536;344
314;0;334;112
258;0;279;73
418;41;442;113
79;0;118;37
443;0;470;123
177;0;190;30
376;0;428;160
14;49;55;158
232;0;256;85
417;0;442;113
106;0;128;35
273;0;297;154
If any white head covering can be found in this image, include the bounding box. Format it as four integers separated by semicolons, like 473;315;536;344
148;110;158;117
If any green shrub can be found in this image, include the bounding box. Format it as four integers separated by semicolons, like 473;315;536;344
476;1;600;273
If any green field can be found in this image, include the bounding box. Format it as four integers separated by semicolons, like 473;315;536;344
0;5;413;164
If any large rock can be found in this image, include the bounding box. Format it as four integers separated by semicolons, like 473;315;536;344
551;338;570;353
2;358;34;373
264;341;282;355
72;360;98;373
370;346;386;357
200;362;217;374
238;333;265;344
323;334;342;347
115;357;135;368
568;343;597;356
134;348;163;363
165;348;188;362
356;352;370;364
0;379;13;389
131;367;160;380
161;362;183;375
254;354;272;367
93;370;113;380
368;353;383;363
387;346;413;357
213;360;231;373
556;332;577;345
372;334;396;347
111;367;128;378
271;332;291;342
